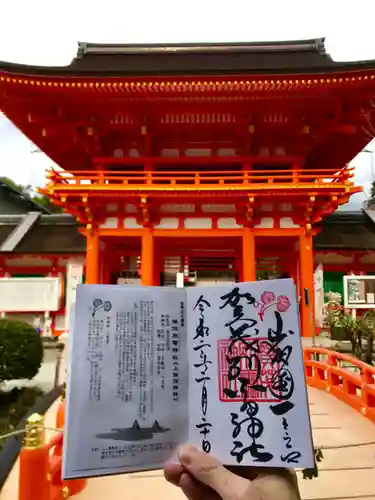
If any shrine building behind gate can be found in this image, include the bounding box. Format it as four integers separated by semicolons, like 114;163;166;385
2;38;375;336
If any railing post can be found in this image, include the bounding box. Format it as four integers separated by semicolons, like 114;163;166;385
327;353;338;389
303;349;311;362
292;164;299;184
19;414;50;500
361;367;374;385
242;164;250;185
303;349;313;378
52;384;88;496
98;169;105;185
360;367;374;416
146;171;152;185
327;354;337;366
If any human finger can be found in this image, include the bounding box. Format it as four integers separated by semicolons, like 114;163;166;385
165;461;217;500
228;466;297;486
178;444;252;499
252;469;301;500
179;471;212;500
164;461;184;486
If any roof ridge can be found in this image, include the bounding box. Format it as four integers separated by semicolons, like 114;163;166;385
76;38;326;58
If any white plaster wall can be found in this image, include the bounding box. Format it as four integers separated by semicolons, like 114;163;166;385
160;204;195;213
100;217;118;228
155;218;179;229
123;217;142;229
184;218;212;229
4;256;53;267
217;218;243;228
280;217;299;228
254;218;274;228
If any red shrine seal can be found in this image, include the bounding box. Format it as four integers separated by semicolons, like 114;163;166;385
217;339;282;403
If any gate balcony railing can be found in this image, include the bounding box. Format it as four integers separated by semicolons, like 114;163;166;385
46;166;355;192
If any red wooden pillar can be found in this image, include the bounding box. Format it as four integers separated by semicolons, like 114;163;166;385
85;225;100;284
242;228;256;282
141;229;155;286
299;231;315;337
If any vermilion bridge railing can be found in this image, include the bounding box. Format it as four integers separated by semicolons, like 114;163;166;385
17;348;375;499
47;166;354;190
304;347;375;423
18;398;86;500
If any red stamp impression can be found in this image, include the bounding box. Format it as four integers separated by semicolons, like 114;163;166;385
218;338;281;403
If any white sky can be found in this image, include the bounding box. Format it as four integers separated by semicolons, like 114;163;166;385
1;0;375;209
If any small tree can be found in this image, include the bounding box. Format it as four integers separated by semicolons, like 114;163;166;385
323;299;343;336
0;319;43;383
323;302;364;352
336;312;364;355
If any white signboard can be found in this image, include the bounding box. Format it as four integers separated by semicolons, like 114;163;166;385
0;277;61;312
65;261;84;333
63;279;313;479
176;272;184;288
344;275;375;309
314;263;324;327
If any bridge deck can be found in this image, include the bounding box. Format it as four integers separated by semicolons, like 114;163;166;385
70;387;375;500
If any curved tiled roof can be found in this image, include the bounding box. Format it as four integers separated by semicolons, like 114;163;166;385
314;210;375;250
1;38;375;76
0;179;51;214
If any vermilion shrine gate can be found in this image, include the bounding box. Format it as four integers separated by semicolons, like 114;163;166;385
1;38;375;336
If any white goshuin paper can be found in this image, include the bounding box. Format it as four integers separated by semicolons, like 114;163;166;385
63;279;314;479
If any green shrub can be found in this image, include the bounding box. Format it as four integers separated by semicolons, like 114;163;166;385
0;319;43;383
0;386;43;449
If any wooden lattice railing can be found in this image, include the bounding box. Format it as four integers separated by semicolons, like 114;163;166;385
46;166;355;191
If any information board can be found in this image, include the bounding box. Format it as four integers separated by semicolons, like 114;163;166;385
0;277;61;312
65;261;84;333
343;275;375;309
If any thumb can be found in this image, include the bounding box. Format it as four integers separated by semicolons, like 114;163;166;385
178;444;251;499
